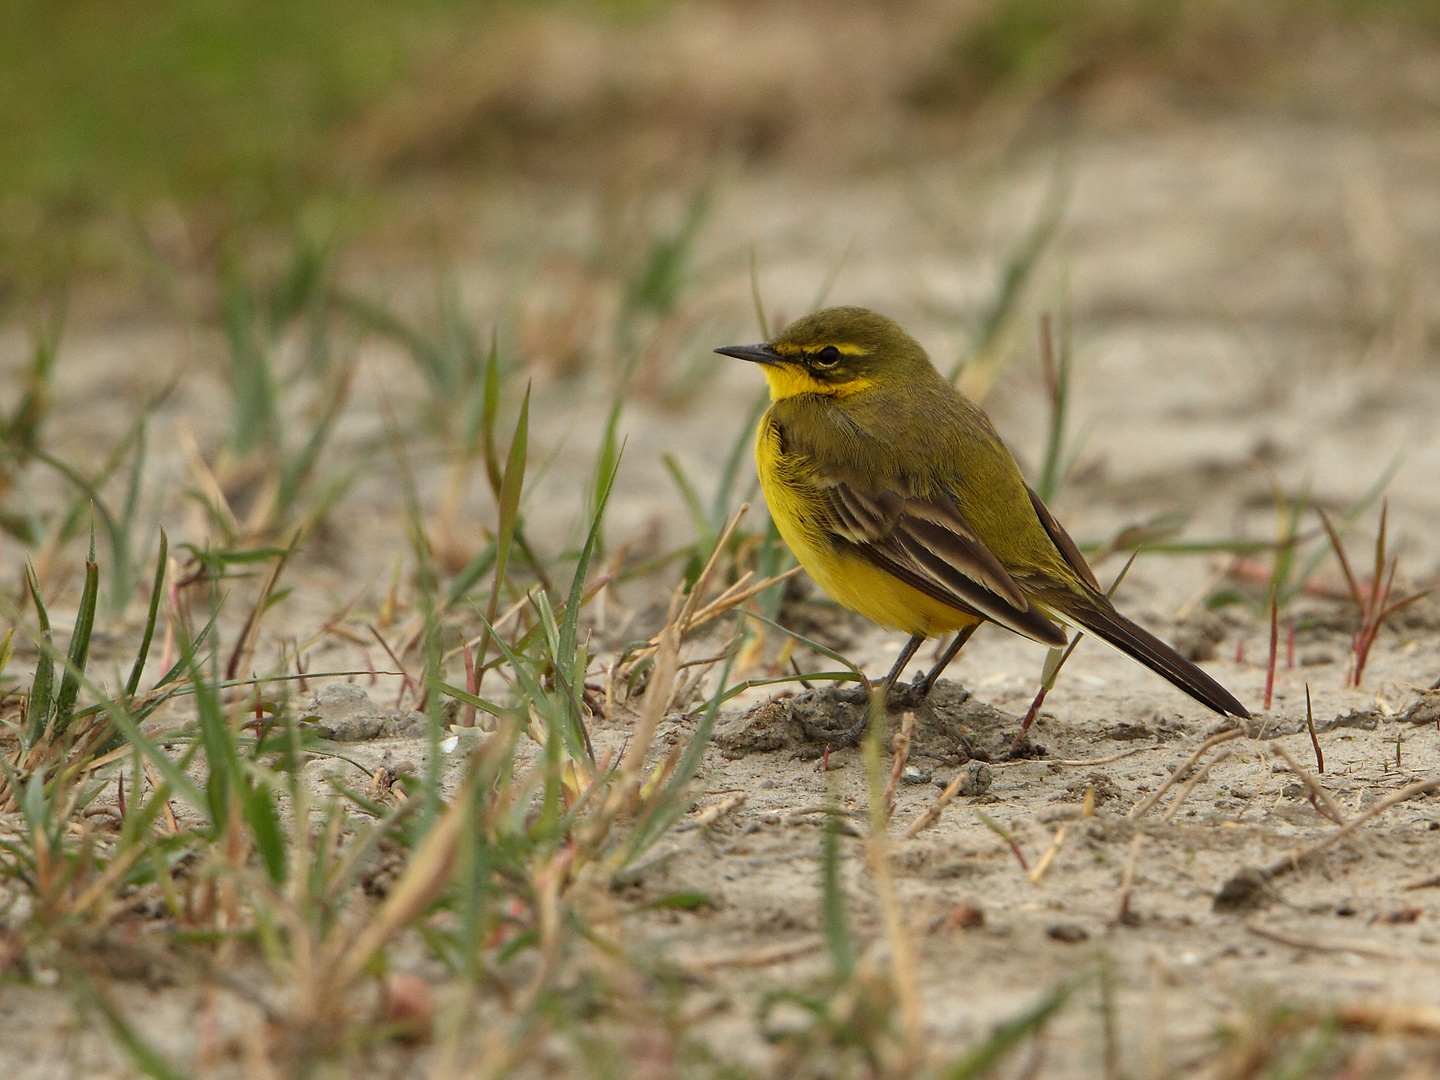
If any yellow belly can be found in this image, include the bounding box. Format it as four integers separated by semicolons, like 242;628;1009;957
755;420;981;639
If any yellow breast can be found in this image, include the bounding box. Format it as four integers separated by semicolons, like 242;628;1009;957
754;415;981;639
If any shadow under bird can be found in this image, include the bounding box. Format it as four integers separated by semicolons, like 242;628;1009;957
716;306;1250;735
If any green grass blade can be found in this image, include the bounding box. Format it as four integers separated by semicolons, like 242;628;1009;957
221;260;276;454
149;608;219;692
436;681;505;719
808;239;853;314
240;764;287;884
1288;453;1402;601
30;448;126;563
558;440;622;673
2;307;63;455
710;388;769;532
69;969;193;1080
1035;308;1072;504
620;647;736;865
54;535;99;730
662;453;709;538
587;352;639;553
625;185;710;318
715;670;861;705
0;593;207;810
23;561;54;744
937;979;1078;1080
110;418;147;612
948;164;1068;383
273;362;353;521
343;294;440;372
493;383;530;604
188;644;237;831
741;610;864;680
445;541;498;607
125;529;167;699
481;330;503;494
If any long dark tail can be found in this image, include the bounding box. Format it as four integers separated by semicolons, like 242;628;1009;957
1062;598;1251;719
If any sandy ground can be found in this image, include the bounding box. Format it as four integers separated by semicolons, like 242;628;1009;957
5;97;1440;1076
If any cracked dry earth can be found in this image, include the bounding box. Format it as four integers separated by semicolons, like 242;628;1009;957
8;114;1440;1076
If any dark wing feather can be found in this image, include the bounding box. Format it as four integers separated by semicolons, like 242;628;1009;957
1022;487;1250;717
824;481;1068;647
1026;484;1101;591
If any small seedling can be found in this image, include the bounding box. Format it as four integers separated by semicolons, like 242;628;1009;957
1319;502;1430;688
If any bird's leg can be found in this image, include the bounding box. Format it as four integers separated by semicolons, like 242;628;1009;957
881;633;926;694
915;624;979;698
819;634;925;750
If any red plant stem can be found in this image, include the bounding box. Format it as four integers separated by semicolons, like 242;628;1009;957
1234;639;1245;665
1013;685;1048;749
1005;835;1029;872
1286;622;1295;670
460;639;478;728
1305;684;1323;774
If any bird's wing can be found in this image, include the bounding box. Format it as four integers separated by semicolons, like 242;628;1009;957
824;481;1068;646
1026;484;1102;592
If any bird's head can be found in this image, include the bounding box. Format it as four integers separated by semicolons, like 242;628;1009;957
715;306;933;401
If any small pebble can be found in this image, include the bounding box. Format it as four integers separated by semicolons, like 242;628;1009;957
931;761;993;796
932;903;985;932
901;765;931;785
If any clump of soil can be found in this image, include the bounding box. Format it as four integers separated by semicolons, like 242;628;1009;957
715;679;1029;763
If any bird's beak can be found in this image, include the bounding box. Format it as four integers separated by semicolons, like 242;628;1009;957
714;343;783;366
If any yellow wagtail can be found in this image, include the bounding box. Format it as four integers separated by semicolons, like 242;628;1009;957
716;306;1249;727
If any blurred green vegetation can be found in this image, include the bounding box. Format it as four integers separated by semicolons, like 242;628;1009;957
2;1;469;216
1;0;1437;292
945;0;1440;97
0;0;650;286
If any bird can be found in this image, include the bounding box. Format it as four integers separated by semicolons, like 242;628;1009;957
715;306;1249;734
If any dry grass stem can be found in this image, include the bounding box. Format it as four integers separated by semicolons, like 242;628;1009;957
226;534;298;681
1027;823;1068;884
668;565;802;648
1338;1002;1440;1036
682;791;746;830
1112;834;1144;927
1262;775;1440;881
685;937;825;972
1129;728;1245;820
884;711;916;820
904;768;967;838
1272;744;1348;824
334;782;470;989
676;505;749;630
864;718;924;1067
1243;919;1414;962
1161;750;1231;824
1051;746;1153;767
617;622;681;793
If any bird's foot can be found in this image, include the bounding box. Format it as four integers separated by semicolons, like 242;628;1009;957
797;671;936;750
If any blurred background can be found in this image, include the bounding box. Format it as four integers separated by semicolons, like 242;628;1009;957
6;1;1439;289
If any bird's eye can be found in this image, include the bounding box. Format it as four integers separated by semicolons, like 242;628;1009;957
814;345;841;366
